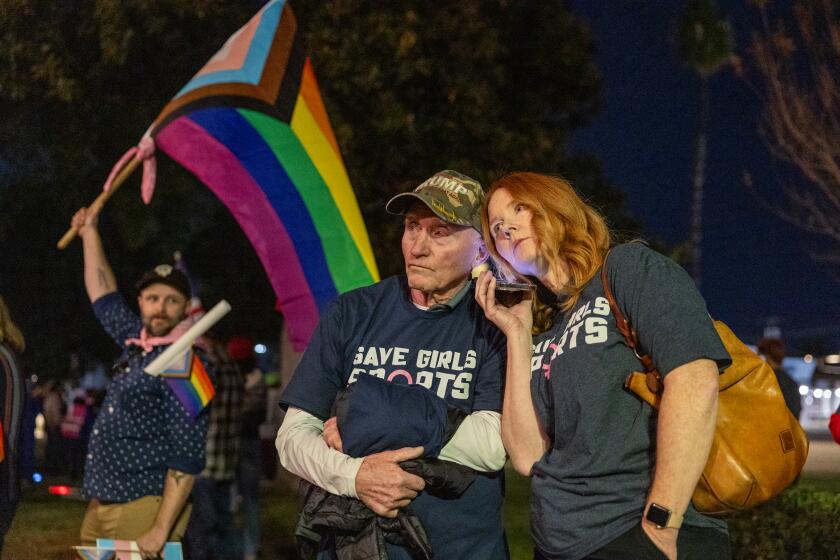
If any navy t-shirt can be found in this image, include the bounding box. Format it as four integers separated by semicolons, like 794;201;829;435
280;276;508;560
529;243;731;560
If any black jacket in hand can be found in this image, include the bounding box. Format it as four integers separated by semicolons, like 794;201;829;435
295;375;478;560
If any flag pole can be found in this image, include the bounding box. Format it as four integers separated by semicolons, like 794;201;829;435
56;156;142;250
144;300;232;376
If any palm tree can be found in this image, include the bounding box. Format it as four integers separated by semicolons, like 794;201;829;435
676;0;733;291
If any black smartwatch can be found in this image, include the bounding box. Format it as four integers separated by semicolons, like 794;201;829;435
645;503;683;529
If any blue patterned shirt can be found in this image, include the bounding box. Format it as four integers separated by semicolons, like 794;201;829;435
83;292;211;502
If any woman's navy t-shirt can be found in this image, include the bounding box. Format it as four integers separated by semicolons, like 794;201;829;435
529;243;731;560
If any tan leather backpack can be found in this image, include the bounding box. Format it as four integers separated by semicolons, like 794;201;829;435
600;256;809;515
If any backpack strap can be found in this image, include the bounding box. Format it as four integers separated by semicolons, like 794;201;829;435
600;249;661;392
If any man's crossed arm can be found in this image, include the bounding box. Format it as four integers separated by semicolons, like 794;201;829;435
276;406;506;517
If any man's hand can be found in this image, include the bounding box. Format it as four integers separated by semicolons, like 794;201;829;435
136;524;167;560
70;206;100;238
641;520;677;560
355;446;425;518
322;416;344;452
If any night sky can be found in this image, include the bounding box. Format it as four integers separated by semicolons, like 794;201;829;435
569;2;839;352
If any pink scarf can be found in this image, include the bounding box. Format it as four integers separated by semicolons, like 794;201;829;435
125;318;195;353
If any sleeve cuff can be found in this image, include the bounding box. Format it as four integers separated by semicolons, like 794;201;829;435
438;410;506;472
166;458;204;475
276;407;365;497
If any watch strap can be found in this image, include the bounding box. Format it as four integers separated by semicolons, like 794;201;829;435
664;511;683;529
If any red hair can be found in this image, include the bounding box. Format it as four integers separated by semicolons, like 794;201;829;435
482;172;612;312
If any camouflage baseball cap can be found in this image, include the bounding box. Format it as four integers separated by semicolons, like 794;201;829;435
385;170;485;232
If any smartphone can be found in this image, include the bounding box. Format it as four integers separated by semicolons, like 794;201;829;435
494;282;535;307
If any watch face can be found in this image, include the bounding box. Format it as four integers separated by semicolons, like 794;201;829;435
646;504;671;527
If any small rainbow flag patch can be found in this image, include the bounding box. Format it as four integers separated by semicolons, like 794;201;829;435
161;351;215;417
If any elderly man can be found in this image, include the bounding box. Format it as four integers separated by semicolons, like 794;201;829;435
277;170;509;559
71;207;212;559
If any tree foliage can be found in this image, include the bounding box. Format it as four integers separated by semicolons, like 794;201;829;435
0;0;639;378
677;0;734;77
675;0;734;290
296;1;642;274
743;0;840;275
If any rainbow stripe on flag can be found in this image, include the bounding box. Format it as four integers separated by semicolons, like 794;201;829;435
161;351;215;417
147;0;378;350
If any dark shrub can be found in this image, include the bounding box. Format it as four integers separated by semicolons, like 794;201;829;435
728;484;840;559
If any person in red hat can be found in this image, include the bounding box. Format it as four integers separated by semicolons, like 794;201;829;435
181;330;244;560
227;336;266;560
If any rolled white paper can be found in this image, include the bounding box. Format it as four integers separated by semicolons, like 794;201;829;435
144;299;232;376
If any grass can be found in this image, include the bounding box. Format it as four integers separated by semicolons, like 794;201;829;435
503;469;533;558
3;484;89;560
2;470;836;560
3;469;531;560
795;472;840;493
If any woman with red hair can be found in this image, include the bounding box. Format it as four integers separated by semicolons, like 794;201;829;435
474;172;731;560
